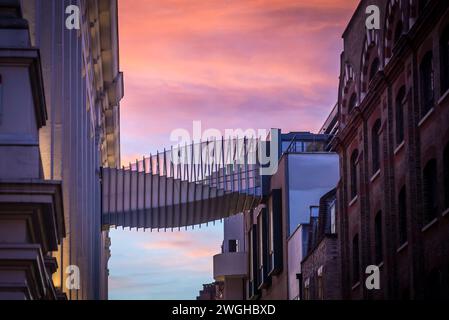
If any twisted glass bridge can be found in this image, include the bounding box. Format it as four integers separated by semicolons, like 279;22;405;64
101;136;272;231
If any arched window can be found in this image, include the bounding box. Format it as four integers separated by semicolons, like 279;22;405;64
350;150;359;199
423;159;438;225
374;211;383;264
372;119;381;174
352;234;360;284
440;25;449;94
420;51;434;118
393;21;403;45
369;57;380;82
348;93;357;114
444;143;449;210
395;86;406;145
398;186;407;246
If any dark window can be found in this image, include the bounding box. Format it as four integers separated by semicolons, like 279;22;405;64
420;51;434;117
268;189;283;275
444;143;449;210
393;21;403;45
372;120;381;174
352;234;360;284
395;87;406;145
398;186;408;245
369;57;380;82
350;150;359;199
374;212;383;264
348;93;357;114
423;159;438;224
418;0;428;13
425;269;441;300
228;239;238;253
440;25;449;94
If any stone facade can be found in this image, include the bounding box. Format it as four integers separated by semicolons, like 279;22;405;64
0;0;123;300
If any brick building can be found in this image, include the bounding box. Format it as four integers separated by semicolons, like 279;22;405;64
196;282;224;300
301;189;341;300
334;0;449;299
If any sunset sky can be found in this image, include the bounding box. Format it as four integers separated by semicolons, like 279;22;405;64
109;0;358;300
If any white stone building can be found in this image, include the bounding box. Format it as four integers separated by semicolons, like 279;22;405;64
0;0;123;300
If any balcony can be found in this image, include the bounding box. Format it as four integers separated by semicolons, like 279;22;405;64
213;252;247;281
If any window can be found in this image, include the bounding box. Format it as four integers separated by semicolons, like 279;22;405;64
330;202;336;234
393;21;403;45
395;87;406;145
423;159;438;225
248;225;259;298
372;119;381;174
258;214;264;283
444;143;449;210
350;150;359;199
352;234;360;284
348;93;357;114
304;278;310;300
420;51;434;117
228;239;238;253
440;25;449;94
398;186;408;245
317;266;324;300
375;212;383;264
317;276;323;299
257;208;270;289
268;189;283;275
249;228;254;282
425;268;441;300
369;57;380;82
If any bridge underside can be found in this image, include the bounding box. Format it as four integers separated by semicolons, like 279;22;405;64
101;138;263;230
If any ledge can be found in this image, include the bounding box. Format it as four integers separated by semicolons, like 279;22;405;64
213;252;247;281
394;141;405;155
348;195;358;207
417;108;434;128
397;241;408;253
421;217;438;233
442;208;449;217
438;88;449;106
370;169;381;183
351;281;361;291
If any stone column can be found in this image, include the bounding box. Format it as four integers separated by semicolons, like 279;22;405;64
0;0;66;300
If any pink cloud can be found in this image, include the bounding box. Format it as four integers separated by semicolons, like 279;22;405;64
118;0;359;159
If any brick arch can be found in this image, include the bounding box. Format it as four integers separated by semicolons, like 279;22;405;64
341;63;356;115
342;63;355;97
384;0;405;64
360;29;381;99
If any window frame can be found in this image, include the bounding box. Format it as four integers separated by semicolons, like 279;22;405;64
398;186;408;246
374;211;383;265
350;150;359;200
422;159;438;225
371;119;382;175
439;25;449;94
419;51;435;118
352;234;360;284
395;87;406;146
